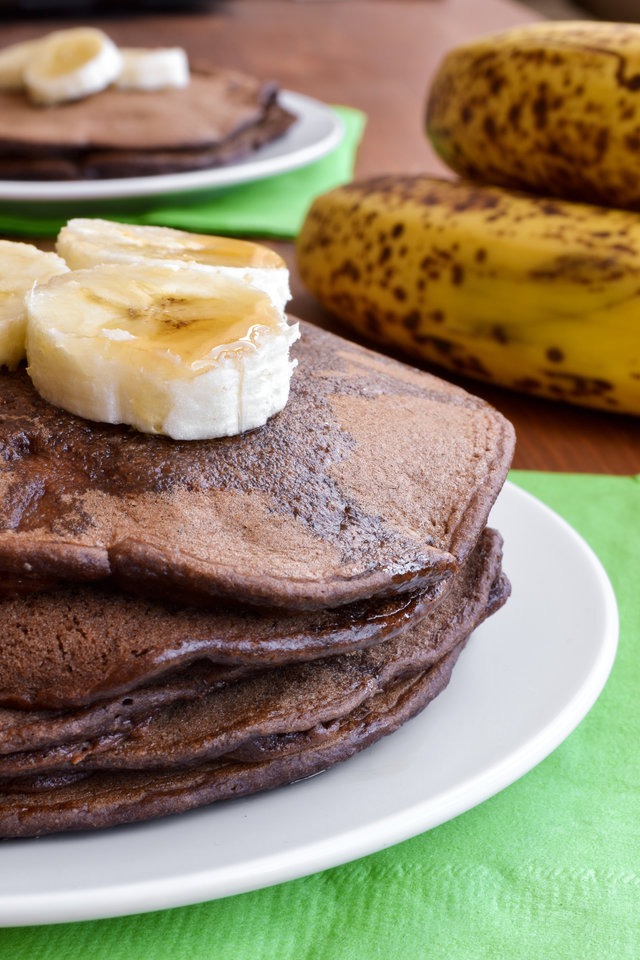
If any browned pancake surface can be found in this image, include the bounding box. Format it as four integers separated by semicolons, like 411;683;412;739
0;642;467;837
0;323;514;610
0;66;284;153
0;529;508;778
0;102;295;181
0;577;447;710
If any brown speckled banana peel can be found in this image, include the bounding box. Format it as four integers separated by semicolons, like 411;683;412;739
296;176;640;415
427;21;640;211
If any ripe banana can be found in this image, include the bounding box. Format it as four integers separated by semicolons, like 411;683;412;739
23;27;122;106
426;21;640;211
26;263;299;440
115;47;189;91
56;219;291;313
0;240;68;369
297;176;640;415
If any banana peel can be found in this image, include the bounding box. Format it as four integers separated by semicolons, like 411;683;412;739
426;21;640;212
297;175;640;415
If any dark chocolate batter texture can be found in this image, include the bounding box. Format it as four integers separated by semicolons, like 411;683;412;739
0;322;514;610
0;650;465;836
0;322;515;837
0;530;504;766
0;64;295;180
0;575;449;710
0;533;509;836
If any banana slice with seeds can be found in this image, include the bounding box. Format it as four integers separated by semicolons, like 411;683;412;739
56;219;291;313
26;263;299;440
0;240;68;369
115;47;189;91
24;27;122;106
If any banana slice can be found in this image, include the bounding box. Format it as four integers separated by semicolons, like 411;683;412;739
115;47;189;91
24;27;122;106
0;241;68;369
56;219;291;313
26;263;300;440
0;37;44;91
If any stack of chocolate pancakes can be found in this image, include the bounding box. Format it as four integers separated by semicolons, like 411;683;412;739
0;322;515;837
0;64;295;180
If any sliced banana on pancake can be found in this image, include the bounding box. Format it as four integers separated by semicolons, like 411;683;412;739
115;47;189;91
26;262;299;440
24;27;122;106
0;240;68;369
0;37;44;91
56;219;291;312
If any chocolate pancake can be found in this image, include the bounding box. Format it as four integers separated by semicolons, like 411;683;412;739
0;641;471;837
0;323;514;611
228;561;508;766
0;65;296;180
0;661;249;755
0;530;507;780
0;569;448;711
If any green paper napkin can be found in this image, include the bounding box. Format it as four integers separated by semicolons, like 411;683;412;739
0;106;365;240
1;472;639;959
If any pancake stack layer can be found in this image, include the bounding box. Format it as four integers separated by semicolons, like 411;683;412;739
0;64;295;180
0;322;515;837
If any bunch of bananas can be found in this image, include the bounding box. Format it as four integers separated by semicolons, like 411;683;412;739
297;21;640;415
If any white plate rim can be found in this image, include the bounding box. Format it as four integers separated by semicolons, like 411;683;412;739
0;90;345;202
0;480;619;927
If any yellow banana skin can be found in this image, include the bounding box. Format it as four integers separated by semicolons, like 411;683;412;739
297;176;640;415
427;21;640;211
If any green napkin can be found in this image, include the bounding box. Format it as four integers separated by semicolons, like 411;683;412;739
2;472;638;959
0;106;365;240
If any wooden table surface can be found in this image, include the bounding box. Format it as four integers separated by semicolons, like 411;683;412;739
2;0;639;473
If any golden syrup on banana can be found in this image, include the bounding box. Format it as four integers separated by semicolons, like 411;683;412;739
96;283;284;375
27;263;298;438
65;221;285;270
45;34;100;76
129;231;284;270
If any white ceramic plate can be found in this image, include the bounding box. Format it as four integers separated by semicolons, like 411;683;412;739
0;481;618;928
0;91;344;203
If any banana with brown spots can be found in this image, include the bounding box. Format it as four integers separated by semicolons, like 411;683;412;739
426;21;640;211
296;175;640;415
